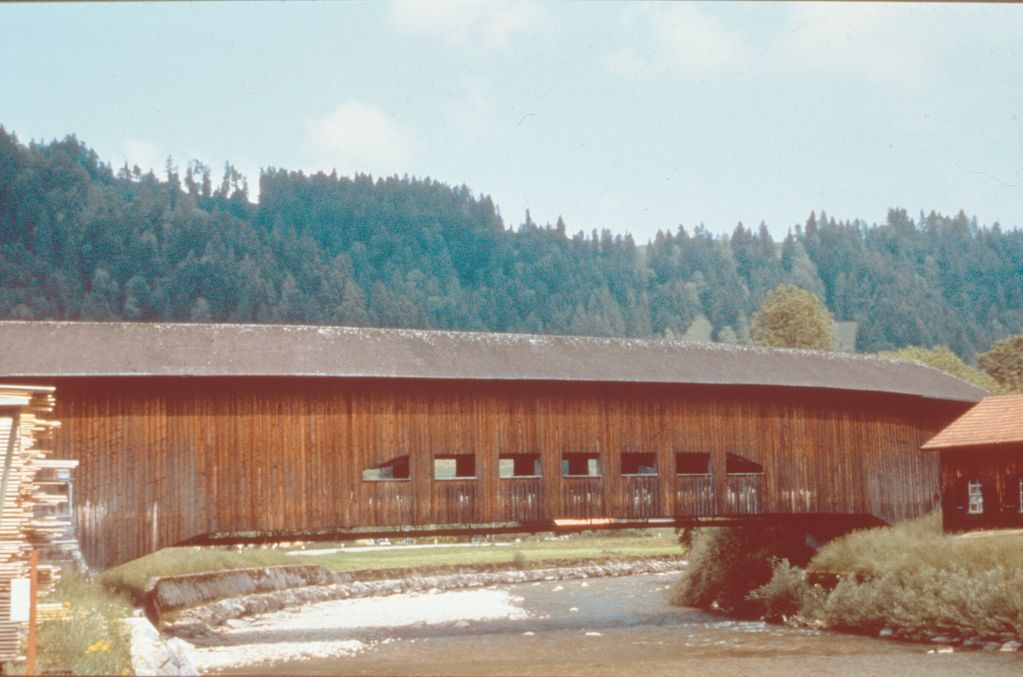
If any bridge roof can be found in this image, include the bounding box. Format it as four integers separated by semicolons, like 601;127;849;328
921;394;1023;450
0;321;986;402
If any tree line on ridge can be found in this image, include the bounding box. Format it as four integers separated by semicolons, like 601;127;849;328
1;129;1021;365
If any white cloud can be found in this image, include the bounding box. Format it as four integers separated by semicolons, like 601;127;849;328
607;4;748;79
605;2;1009;92
389;0;555;51
306;101;418;176
772;3;936;88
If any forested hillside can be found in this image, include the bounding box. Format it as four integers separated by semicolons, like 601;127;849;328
1;130;1021;360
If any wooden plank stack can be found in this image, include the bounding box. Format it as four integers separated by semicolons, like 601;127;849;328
0;384;70;665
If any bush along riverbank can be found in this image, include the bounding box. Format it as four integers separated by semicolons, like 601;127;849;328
672;513;1023;651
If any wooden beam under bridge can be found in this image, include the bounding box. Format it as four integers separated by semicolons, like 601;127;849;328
179;514;886;548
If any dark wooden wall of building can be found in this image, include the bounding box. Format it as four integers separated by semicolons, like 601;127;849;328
939;445;1023;531
46;377;968;568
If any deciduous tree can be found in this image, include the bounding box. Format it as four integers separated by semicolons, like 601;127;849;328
749;284;834;350
978;334;1023;392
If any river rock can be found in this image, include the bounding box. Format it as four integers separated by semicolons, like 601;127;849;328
160;557;688;635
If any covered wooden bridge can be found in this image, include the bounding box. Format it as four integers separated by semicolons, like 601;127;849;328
0;321;986;569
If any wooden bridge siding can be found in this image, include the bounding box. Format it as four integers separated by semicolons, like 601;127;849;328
47;378;968;568
604;392;669;518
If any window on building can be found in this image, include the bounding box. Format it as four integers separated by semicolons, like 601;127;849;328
621;452;657;476
967;480;983;514
434;454;476;480
562;452;600;477
675;452;711;476
362;455;410;481
499;453;542;478
725;452;763;475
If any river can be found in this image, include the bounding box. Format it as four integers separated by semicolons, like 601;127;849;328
207;572;1023;676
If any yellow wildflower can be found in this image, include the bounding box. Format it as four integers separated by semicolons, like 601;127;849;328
86;639;111;653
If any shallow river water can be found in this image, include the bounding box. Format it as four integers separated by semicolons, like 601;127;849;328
216;572;1023;676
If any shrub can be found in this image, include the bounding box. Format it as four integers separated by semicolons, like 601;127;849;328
671;526;815;616
816;566;1023;640
745;514;1023;641
747;558;822;621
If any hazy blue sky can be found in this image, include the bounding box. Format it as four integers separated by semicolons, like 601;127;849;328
2;2;1020;241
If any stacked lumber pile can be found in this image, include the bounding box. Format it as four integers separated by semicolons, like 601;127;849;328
0;385;70;664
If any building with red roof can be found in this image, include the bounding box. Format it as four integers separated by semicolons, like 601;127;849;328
922;394;1023;531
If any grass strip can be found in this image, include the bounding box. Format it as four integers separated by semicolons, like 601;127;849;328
99;534;684;605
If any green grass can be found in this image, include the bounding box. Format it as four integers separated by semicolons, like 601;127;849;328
99;533;684;604
1;573;134;676
809;512;1023;577
747;513;1023;641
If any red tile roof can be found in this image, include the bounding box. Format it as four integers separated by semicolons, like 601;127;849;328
921;394;1023;450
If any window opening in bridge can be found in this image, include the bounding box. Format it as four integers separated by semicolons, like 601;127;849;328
621;452;657;476
434;454;476;480
967;480;983;514
361;455;410;481
675;452;710;476
725;452;763;475
499;453;541;478
562;453;600;477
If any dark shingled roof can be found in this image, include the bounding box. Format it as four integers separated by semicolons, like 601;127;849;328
0;321;987;402
921;395;1023;450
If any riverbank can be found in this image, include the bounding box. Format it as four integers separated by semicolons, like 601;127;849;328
162;558;685;637
184;573;1023;676
674;514;1023;649
99;532;682;605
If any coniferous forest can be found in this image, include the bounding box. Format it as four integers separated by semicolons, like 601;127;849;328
1;130;1021;361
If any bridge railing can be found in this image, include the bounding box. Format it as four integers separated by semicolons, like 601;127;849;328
560;476;603;518
622;475;660;518
365;480;415;525
674;475;715;515
497;477;544;522
725;475;765;515
433;479;479;524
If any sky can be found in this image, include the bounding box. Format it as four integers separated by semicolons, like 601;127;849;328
1;1;1021;242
